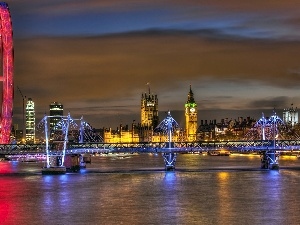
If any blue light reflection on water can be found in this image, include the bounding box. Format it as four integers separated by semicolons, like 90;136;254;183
164;171;177;186
42;174;72;209
162;171;180;223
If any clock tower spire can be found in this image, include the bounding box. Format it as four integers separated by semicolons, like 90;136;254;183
185;85;197;141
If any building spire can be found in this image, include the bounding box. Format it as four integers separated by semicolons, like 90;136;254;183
187;84;195;103
146;82;150;95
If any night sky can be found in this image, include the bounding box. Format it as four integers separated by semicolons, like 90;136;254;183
6;0;300;129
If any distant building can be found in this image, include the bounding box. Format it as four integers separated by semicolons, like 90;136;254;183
185;85;197;141
141;88;159;128
198;117;256;141
283;105;298;126
49;102;63;133
104;124;140;143
140;86;159;141
25;98;35;143
198;120;217;140
14;129;24;143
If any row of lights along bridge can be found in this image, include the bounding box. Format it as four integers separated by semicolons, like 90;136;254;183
13;86;299;144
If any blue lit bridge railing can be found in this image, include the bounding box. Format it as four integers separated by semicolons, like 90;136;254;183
1;140;300;155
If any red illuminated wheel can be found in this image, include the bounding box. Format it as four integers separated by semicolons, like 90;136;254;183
0;3;13;144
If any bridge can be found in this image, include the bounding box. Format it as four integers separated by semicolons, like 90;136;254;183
1;139;299;171
1;139;300;154
1;111;299;173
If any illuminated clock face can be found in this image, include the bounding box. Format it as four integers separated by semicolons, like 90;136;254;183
190;107;195;113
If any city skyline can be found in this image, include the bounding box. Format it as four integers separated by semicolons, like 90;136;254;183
6;0;300;128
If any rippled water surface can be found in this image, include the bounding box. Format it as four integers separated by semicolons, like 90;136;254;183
1;154;300;225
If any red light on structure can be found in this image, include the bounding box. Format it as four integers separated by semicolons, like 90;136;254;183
0;2;13;144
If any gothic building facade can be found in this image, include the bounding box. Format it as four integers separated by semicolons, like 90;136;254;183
141;90;159;129
103;85;198;143
139;87;159;141
185;85;198;141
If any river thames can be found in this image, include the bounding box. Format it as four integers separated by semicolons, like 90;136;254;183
1;153;300;225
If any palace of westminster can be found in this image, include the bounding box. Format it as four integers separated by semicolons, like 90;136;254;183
14;86;299;144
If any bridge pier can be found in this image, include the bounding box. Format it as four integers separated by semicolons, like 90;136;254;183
261;150;279;170
42;155;66;175
162;152;177;171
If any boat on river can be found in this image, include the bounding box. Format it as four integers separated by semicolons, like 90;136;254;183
42;166;66;175
208;150;231;156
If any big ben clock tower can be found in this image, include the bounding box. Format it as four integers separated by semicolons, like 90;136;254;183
185;85;197;141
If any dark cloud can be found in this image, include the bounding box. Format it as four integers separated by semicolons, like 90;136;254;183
7;0;300;39
16;31;300;90
12;31;300;128
247;96;290;109
8;0;300;13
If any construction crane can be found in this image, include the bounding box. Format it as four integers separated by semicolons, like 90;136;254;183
17;86;26;142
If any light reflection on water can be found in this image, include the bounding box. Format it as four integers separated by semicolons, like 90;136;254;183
0;154;300;225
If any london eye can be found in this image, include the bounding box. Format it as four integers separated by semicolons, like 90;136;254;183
0;2;13;144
